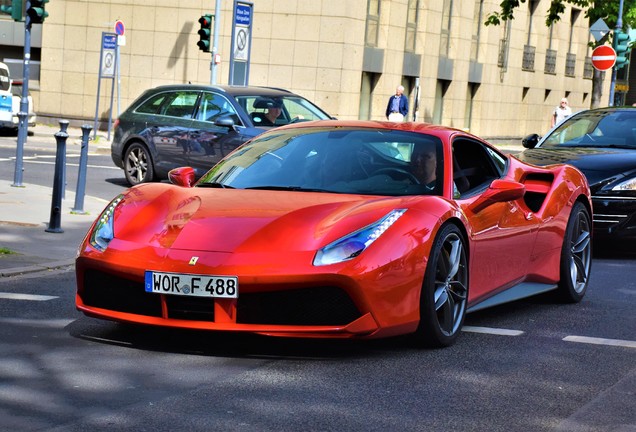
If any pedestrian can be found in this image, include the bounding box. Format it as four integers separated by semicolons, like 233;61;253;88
551;97;572;127
386;85;409;122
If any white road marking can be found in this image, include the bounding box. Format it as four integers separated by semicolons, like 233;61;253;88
0;292;58;301
17;159;120;170
0;318;73;328
462;326;525;336
563;335;636;349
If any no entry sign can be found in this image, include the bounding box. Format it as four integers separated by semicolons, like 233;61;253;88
591;45;616;71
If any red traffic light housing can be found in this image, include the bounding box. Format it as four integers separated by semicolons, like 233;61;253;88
197;14;213;53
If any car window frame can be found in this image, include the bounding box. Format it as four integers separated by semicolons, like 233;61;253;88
452;137;508;198
194;91;244;126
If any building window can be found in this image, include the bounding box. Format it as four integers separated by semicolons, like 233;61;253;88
365;0;381;47
439;0;453;57
470;0;484;62
565;8;581;77
433;79;450;124
465;83;480;130
522;0;539;71
405;0;419;52
359;72;380;120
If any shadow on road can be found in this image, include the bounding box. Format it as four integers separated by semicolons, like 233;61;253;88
593;239;635;260
66;317;414;360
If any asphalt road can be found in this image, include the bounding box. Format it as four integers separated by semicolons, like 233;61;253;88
0;133;634;431
0;136;127;201
0;256;634;431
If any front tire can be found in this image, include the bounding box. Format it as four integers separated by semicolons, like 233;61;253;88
557;201;592;302
124;142;155;186
415;224;468;348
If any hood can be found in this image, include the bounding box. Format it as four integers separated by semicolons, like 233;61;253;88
518;146;636;186
112;184;416;252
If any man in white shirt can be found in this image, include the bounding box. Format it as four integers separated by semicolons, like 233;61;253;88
551;98;572;127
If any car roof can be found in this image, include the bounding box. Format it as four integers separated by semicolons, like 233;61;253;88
274;119;478;141
146;84;296;98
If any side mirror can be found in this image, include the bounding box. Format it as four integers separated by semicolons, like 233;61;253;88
214;115;236;128
522;133;540;149
168;167;196;187
469;179;526;213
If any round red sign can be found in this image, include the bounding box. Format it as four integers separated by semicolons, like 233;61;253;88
591;45;616;71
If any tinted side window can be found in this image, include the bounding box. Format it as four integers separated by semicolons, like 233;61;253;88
453;138;502;195
135;93;168;114
162;91;199;119
0;68;11;92
196;92;241;125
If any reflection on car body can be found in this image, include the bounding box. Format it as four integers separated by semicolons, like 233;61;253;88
520;107;636;241
78;121;593;348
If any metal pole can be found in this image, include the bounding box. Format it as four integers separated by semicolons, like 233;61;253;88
12;2;33;188
46;121;70;233
72;125;93;214
609;0;625;107
211;0;222;84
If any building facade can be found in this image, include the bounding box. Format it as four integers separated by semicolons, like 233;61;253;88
0;0;609;139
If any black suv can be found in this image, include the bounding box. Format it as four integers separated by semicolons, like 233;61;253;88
111;84;333;185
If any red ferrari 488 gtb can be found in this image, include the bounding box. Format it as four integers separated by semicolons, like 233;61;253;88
76;121;592;347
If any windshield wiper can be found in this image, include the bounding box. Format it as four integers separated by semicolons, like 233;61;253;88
245;185;332;192
196;182;235;189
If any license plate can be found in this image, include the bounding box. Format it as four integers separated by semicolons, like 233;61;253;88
144;271;238;298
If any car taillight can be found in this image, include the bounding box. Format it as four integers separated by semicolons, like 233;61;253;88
113;119;120;130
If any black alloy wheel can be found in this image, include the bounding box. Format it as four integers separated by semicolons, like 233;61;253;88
415;224;468;348
557;201;592;302
124;142;154;186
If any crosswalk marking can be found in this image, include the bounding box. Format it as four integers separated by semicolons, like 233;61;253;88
563;335;636;349
462;326;525;336
0;292;58;301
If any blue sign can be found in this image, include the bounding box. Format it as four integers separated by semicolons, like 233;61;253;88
235;4;251;26
103;34;117;50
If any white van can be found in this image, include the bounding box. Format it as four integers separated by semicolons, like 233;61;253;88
0;62;36;131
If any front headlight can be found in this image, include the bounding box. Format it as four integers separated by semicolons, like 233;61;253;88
612;177;636;191
313;209;407;266
89;195;124;251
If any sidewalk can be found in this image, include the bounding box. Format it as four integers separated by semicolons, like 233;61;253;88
0;123;112;277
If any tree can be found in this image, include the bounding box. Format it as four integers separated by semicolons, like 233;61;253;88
486;0;636;108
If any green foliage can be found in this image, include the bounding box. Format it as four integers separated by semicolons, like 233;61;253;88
486;0;636;28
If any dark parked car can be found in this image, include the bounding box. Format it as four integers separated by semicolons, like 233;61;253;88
519;107;636;241
111;84;333;185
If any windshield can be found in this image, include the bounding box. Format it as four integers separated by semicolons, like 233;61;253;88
0;67;10;92
542;109;636;149
198;127;444;197
235;95;331;128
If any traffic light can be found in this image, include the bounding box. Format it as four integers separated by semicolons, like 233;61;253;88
0;0;23;21
197;14;213;52
614;29;631;70
27;0;48;24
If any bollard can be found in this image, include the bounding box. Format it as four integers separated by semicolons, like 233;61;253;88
59;120;69;200
46;121;70;233
71;124;93;214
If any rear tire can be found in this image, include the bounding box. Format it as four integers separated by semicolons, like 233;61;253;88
124;142;155;186
557;202;592;302
414;224;468;348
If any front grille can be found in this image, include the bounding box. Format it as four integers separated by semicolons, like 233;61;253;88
82;270;361;326
237;287;361;326
165;295;215;321
82;270;162;317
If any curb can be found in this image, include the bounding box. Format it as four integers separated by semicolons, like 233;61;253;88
0;259;75;277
